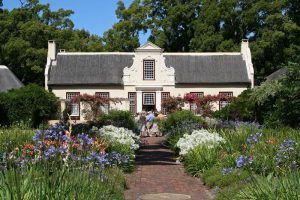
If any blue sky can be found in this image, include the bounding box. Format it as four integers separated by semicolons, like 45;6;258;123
3;0;149;44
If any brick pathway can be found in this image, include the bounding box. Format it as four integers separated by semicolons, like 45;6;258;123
124;137;212;200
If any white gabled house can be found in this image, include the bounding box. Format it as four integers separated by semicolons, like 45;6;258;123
45;40;254;121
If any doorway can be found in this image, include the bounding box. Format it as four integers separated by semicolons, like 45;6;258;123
142;92;156;112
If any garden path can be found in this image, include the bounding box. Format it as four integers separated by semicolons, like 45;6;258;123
124;137;212;200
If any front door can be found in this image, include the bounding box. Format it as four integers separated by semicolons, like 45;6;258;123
142;92;156;112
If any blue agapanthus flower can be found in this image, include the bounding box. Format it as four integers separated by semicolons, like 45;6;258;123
246;132;262;145
236;155;253;168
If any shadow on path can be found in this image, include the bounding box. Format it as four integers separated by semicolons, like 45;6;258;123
124;137;212;200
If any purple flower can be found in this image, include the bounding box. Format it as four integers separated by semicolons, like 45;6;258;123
2;152;7;159
58;146;68;155
246;132;262;145
276;139;297;168
77;133;93;147
236;155;253;168
236;155;246;168
44;146;56;159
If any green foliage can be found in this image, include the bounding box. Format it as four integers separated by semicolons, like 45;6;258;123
96;110;138;133
102;0;142;51
251;62;300;127
202;166;250;188
112;0;300;81
218;126;300;176
0;165;125;200
235;172;300;200
0;0;103;85
0;127;34;154
183;146;220;176
214;61;300;128
159;110;204;134
71;123;91;135
0;84;58;127
107;141;135;172
214;89;256;121
179;124;300;198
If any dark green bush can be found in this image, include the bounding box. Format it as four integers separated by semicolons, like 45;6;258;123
71;123;91;135
0;84;58;127
213;89;256;121
96;110;138;133
214;62;300;128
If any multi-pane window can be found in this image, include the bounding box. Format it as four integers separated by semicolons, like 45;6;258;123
66;92;80;116
161;92;170;115
190;92;204;98
95;92;110;114
190;92;204;115
143;93;155;105
128;92;136;113
219;92;233;109
143;60;155;80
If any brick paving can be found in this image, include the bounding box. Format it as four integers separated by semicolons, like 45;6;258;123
124;137;212;200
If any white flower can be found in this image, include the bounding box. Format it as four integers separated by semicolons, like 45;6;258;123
176;129;225;155
98;125;140;150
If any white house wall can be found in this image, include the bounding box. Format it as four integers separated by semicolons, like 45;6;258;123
51;84;248;120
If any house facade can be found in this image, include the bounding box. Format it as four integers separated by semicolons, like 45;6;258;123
45;40;254;121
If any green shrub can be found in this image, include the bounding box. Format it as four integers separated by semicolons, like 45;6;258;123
0;84;58;127
213;89;255;121
202;166;250;188
183;146;220;176
159;110;205;134
71;123;91;135
96;110;138;133
235;172;300;200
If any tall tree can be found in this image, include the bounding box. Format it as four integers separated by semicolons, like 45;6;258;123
103;0;147;51
0;0;103;85
111;0;300;82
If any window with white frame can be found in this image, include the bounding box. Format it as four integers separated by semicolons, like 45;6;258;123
143;60;155;80
219;92;233;109
190;92;204;115
128;92;136;113
143;93;155;105
161;92;170;115
95;92;109;114
66;92;80;116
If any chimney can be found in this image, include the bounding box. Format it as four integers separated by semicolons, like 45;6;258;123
241;39;254;88
47;40;57;60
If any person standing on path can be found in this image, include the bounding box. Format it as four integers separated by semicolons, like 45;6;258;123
146;111;155;136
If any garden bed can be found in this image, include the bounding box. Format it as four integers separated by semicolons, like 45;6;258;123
162;111;300;199
0;123;140;199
